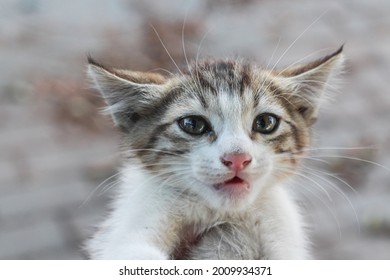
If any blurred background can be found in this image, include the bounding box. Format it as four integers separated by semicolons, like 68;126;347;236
0;0;389;259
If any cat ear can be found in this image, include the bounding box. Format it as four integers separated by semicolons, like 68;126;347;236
278;46;344;124
87;57;167;130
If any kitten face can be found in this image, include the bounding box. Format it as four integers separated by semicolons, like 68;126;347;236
88;47;344;211
149;68;305;210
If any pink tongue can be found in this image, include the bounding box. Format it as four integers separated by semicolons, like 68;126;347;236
225;176;244;184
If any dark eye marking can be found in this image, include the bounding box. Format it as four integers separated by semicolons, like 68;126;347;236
252;113;280;134
266;132;293;144
130;112;140;123
178;116;211;136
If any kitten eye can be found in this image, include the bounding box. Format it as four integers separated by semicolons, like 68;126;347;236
178;116;211;135
253;113;280;134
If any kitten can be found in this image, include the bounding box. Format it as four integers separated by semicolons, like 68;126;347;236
86;46;344;259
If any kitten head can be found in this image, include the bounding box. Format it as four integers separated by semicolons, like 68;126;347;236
88;47;344;211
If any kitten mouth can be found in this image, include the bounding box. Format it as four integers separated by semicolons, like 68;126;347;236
225;176;245;185
213;176;250;191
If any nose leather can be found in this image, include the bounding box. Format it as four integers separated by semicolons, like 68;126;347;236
221;153;252;172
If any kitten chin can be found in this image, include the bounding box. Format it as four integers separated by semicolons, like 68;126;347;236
86;46;344;259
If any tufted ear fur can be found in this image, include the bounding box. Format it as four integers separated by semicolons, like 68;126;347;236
87;57;167;131
277;46;344;125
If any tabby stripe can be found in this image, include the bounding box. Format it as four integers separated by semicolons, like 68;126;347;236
240;64;251;97
194;91;208;109
154;148;189;164
151;88;184;119
215;60;235;82
284;120;302;151
267;132;292;145
266;80;283;98
193;70;217;95
253;89;261;108
136;123;171;159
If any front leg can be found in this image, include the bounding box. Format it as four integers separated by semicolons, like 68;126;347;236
99;240;168;260
86;191;184;259
256;185;309;259
87;215;179;259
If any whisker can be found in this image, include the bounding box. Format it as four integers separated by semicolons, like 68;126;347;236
299;166;361;233
274;47;335;77
124;148;190;159
195;28;212;67
99;180;122;196
150;24;183;75
148;67;174;76
80;171;120;207
123;161;191;169
302;165;359;196
91;161;193;198
266;36;281;69
278;166;343;238
291;179;342;240
182;9;190;72
193;27;213;97
308;155;390;173
155;170;196;205
273;165;333;203
260;11;329;96
274;153;331;165
271;10;328;73
290;169;333;202
296;146;377;153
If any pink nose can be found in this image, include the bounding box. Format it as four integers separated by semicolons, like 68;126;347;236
221;153;252;171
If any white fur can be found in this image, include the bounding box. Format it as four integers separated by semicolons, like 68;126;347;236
86;164;309;259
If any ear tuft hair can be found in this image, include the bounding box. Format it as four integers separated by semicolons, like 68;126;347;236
87;58;166;130
278;46;345;124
